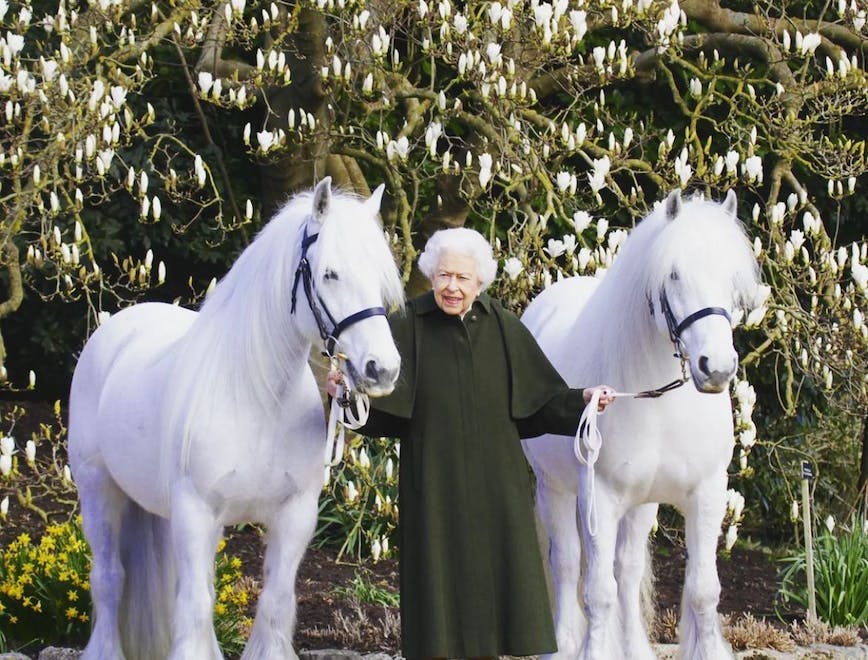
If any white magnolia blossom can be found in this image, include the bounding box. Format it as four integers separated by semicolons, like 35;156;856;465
800;32;822;55
555;170;574;193
674;148;692;186
739;424;757;448
726;489;746;520
724;524;738;550
544;238;566;258
0;453;11;476
742;155;763;183
824;515;836;533
595;217;609;241
588;156;610;193
573;210;592;234
0;495;8;517
424;121;442;157
724;150;740;175
569;10;587;41
25;439;35;462
0;435;14;456
503;256;523;281
478;152;493;188
386;136;410;162
197;71;213;94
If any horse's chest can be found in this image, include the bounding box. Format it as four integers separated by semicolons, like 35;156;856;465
189;416;325;520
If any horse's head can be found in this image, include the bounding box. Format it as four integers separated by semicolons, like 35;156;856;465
294;178;404;396
649;189;761;394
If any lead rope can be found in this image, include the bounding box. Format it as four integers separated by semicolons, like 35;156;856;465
574;365;691;537
324;357;370;467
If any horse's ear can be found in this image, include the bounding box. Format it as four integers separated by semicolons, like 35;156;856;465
722;189;737;217
366;183;386;219
664;188;682;221
311;176;333;225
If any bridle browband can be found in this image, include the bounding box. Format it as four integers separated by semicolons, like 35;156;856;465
637;290;731;398
290;223;386;357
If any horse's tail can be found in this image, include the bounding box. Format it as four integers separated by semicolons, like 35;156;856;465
119;501;176;660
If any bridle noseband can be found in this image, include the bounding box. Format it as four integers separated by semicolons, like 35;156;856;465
639;291;731;398
290;224;387;357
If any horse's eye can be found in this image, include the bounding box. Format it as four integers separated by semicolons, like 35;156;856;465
324;269;339;281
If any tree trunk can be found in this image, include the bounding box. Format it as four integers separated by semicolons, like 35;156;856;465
259;8;330;217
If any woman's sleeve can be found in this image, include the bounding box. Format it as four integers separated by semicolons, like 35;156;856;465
515;387;585;439
492;301;587;438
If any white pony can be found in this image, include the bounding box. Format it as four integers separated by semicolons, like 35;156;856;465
68;178;404;660
522;190;761;660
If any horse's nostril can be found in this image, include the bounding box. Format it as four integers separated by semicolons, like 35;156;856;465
699;355;710;376
365;360;379;380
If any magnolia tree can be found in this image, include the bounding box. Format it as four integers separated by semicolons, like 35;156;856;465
0;0;866;540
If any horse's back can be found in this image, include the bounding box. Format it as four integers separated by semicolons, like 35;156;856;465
522;275;600;368
520;277;601;490
69;303;196;499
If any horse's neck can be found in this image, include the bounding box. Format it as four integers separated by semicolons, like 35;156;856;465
181;257;315;414
580;276;682;392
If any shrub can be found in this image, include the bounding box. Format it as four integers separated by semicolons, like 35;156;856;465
777;514;868;626
0;518;91;650
316;434;399;561
0;517;253;653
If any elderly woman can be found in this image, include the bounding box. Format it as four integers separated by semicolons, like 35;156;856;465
329;227;614;660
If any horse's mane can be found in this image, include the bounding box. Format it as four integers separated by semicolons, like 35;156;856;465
161;188;404;482
572;194;759;390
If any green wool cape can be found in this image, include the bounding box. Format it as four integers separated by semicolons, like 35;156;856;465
358;291;586;660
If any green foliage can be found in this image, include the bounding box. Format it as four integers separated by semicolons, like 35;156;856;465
334;569;400;608
0;518;253;653
212;538;254;657
316;434;399;561
777;514;868;626
0;518;91;650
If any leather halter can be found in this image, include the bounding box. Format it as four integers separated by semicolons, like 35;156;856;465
290;224;386;357
637;291;731;398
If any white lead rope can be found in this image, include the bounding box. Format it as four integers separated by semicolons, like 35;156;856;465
573;389;646;537
325;382;370;467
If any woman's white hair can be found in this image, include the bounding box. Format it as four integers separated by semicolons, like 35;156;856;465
417;227;498;291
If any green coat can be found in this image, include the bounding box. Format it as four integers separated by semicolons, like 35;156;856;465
360;291;586;659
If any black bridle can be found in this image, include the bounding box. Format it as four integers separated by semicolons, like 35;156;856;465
637;291;731;398
290;224;386;357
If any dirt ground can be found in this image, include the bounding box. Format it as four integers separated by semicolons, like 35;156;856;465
222;525;795;653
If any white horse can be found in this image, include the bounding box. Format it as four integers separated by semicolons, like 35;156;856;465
68;178;404;660
522;189;761;660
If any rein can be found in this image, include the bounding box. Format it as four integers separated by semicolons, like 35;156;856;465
574;291;733;535
289;223;383;467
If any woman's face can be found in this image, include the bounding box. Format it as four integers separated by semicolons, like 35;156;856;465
432;252;482;316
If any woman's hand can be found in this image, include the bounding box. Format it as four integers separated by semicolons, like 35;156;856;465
583;385;616;412
326;370;344;398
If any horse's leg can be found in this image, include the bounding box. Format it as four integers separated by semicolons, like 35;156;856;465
615;503;658;660
241;484;319;660
679;477;733;660
168;480;223;660
536;477;584;660
77;462;128;660
577;478;621;660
